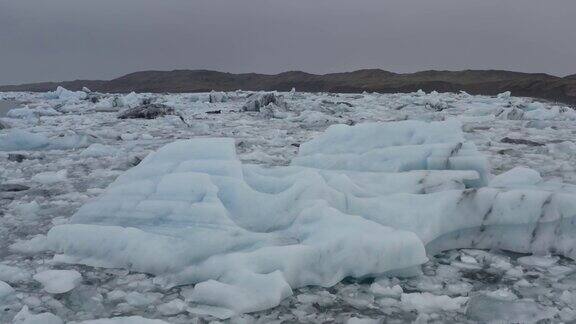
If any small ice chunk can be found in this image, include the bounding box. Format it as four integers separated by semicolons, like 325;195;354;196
485;288;518;301
0;130;91;151
0;280;14;300
560;307;576;321
156;298;187;315
369;282;403;298
400;292;468;313
33;269;82;294
187;304;235;319
548;265;573;277
188;271;293;317
548;141;576;157
44;86;87;101
346;317;380;324
242;92;286;112
460;254;478;264
120;133;138;141
560;291;576;308
466;293;557;323
10;235;48;254
0;264;31;283
7;107;61;119
209;91;228;103
31;170;67;185
490;167;542;188
80;144;120;157
106;290;127;302
13;306;63;324
124;291;161;307
12;201;41;219
0;130;49;151
76;316;169;324
517;255;558;268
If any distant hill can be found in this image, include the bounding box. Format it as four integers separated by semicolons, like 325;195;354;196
2;69;576;105
565;74;576;80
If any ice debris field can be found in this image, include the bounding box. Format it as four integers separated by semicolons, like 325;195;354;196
1;87;576;323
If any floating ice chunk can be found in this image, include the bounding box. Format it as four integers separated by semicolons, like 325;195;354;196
12;201;41;219
490;166;542;188
76;316;169;324
290;110;341;128
500;107;525;120
0;130;92;151
369;282;403;298
0;130;49;151
156;299;187;315
0;264;31;283
0;119;10;129
466;293;557;323
346;317;380;324
485;288;518;301
10;235;48;254
93;98;118;112
118;104;177;120
80;144;120;157
524;106;576;120
400;292;468;313
125;291;161;307
517;255;558;268
44;86;87;101
293;120;489;186
258;103;289;119
463;103;503;116
0;281;14;301
118;92;142;108
242;92;286;112
188;270;292;316
548;141;576;157
209;91;228;103
31;170;67;185
6;107;61;119
13;306;63;324
33;269;82;294
188;304;236;319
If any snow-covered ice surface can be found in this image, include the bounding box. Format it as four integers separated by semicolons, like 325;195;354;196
1;89;576;323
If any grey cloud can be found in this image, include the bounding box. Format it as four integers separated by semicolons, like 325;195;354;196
0;0;575;84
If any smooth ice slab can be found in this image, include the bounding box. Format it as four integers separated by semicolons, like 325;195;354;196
46;120;576;317
293;120;490;187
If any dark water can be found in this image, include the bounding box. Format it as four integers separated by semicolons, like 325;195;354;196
0;100;20;117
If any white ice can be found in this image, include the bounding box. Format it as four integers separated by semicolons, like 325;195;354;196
76;316;170;324
0;129;92;151
44;119;576;317
33;269;82;294
4;87;576;322
13;306;64;324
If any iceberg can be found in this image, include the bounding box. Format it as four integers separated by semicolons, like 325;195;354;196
43;86;87;101
46;120;576;317
0;130;93;151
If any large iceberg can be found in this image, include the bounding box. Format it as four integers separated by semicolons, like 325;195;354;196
46;120;576;317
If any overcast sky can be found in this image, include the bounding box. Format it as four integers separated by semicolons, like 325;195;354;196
1;0;575;84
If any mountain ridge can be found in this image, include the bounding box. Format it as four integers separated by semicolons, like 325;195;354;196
1;69;575;105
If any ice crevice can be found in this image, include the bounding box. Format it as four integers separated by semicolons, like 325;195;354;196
45;119;576;317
